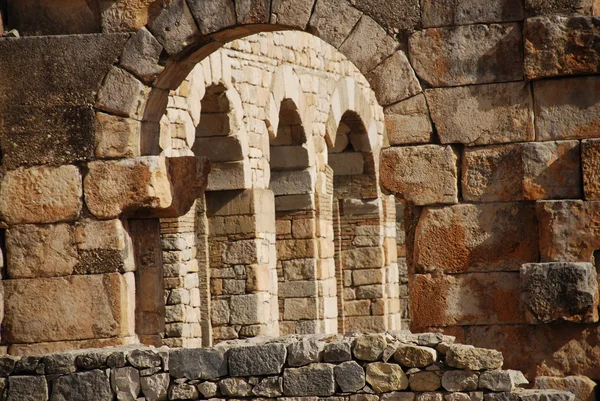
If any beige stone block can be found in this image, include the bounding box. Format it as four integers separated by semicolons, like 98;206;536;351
271;146;314;170
207;189;274;217
353;269;384;286
230;293;269;325
384;94;433;145
346;315;387;333
534;76;600;141
270;170;315;196
535;376;596;401
277;239;317;260
211;299;231;325
224;240;260;265
409;23;523;86
275;194;315;211
422;0;524;27
0;165;82;225
292;218;315;239
279;280;318;298
9;336;138;356
328;153;365;176
345;300;372;316
247;264;271;292
6;224;77;278
366;51;421;106
583;139;600;200
95;112;141;159
425;82;534;146
342;247;384;269
356;284;384;299
380;145;458;206
207;162;252;191
193;136;247;163
283;297;318;320
3;273;132;343
283;259;317;281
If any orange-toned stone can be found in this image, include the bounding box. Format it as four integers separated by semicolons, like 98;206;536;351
582;139;600;200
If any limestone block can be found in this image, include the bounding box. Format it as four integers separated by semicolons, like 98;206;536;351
422;0;524;27
187;0;236;35
380;145;458;206
51;370;113;401
140;373;169;401
7;375;48;401
366;362;409;392
409;24;523;86
339;15;399;73
169;383;199;400
334;361;365;392
271;0;316;29
356;284;384;299
252;376;283;397
287;339;324;367
3;273;132;343
75;218;133;274
110;366;140;401
275;194;315;212
441;371;479;392
230;293;270;325
271;146;313;170
307;0;362;48
194;136;247;162
207;189;274;216
208;162;252;191
198;381;219;398
95;112;141;159
270;170;315;195
147;0;199;55
353;334;387;361
582;139;600;200
96;67;147;118
394;345;437;368
235;0;270;24
283;297;318;320
342;247;385;269
324;341;352;363
409;371;442;392
228;343;287;376
169;348;227;380
479;370;528;392
120;27;164;83
345;300;371;316
521;262;599;324
534;76;600;141
384;94;433;145
350;0;421;32
524;0;597;16
446;345;504;370
220;377;253;397
0;165;82;225
463;141;581;201
517;390;575;401
283;363;336;396
6;224;78;278
535;376;597;401
525;16;600;79
382;393;417;401
414;203;538;273
279;281;318;299
328;152;365;176
366;51;421;106
410;273;523;328
536;201;600;262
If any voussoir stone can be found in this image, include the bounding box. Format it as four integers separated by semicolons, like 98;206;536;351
307;0;362;48
425;82;534;146
366;362;409;392
380;145;458;206
521;262;599;324
366;50;421;106
353;334;387;361
422;0;524;27
441;370;479;392
335;361;366;392
446;345;504;370
120;27;164;83
409;23;523;86
169;348;227;379
394;344;437;368
525;16;600;79
229;343;287;376
0;165;82;225
479;370;528;392
51;370;113;401
147;0;199;55
283;363;336;396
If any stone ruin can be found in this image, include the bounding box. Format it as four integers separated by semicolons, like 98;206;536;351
0;0;599;399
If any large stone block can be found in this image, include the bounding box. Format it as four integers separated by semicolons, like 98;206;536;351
535;376;597;401
51;370;113;401
307;0;362;48
446;345;504;370
414;203;539;274
187;0;236;35
229;343;287;376
411;272;523;329
0;34;129;168
366;51;421;106
3;273;132;343
169;348;228;380
524;0;597;16
462;141;581;201
425;82;534;146
95;112;141;159
409;24;523;86
7;375;48;401
380;145;458;206
147;0;199;55
270;170;315;196
384;94;433;145
525;16;600;79
521;262;598;324
283;363;336;396
350;0;421;32
271;0;315;29
119;27;164;83
366;362;409;392
534;76;600;141
536;200;600;262
0;165;83;225
422;0;524;27
96;67;147;119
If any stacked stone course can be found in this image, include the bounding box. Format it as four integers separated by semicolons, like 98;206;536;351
0;332;576;401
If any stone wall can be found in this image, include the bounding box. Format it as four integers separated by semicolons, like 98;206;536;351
0;332;576;401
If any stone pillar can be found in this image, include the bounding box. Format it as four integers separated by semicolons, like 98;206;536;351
206;189;279;342
382;195;401;330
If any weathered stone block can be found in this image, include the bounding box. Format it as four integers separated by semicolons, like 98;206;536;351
411;273;523;328
324;341;352;363
187;0;236;35
51;370;113;401
307;0;362;48
140;372;169;401
525;16;600;79
535;376;597;401
462;141;581;201
271;0;315;29
95;112;141;159
110;366;140;401
366;362;409;392
96;67;147;118
0;165;82;225
270;170;315;195
147;0;199;55
384;94;433;145
582;139;600;200
524;0;597;16
194;136;247;163
409;371;442;392
169;382;199;400
230;293;271;324
350;0;421;32
335;361;365;392
3;274;132;343
342;247;385;270
353;334;387;361
328;153;365;176
409;24;523;86
252;376;283;397
229;343;287;376
422;0;524;27
219;377;253;397
414;203;538;273
366;51;421;106
120;27;164;83
287;339;324;367
479;370;528;392
534;76;600;141
6;224;78;278
169;347;227;380
283;363;335;396
521;262;599;324
446;345;504;370
380;145;458;206
271;146;313;171
7;375;48;401
394;344;437;368
441;370;479;392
